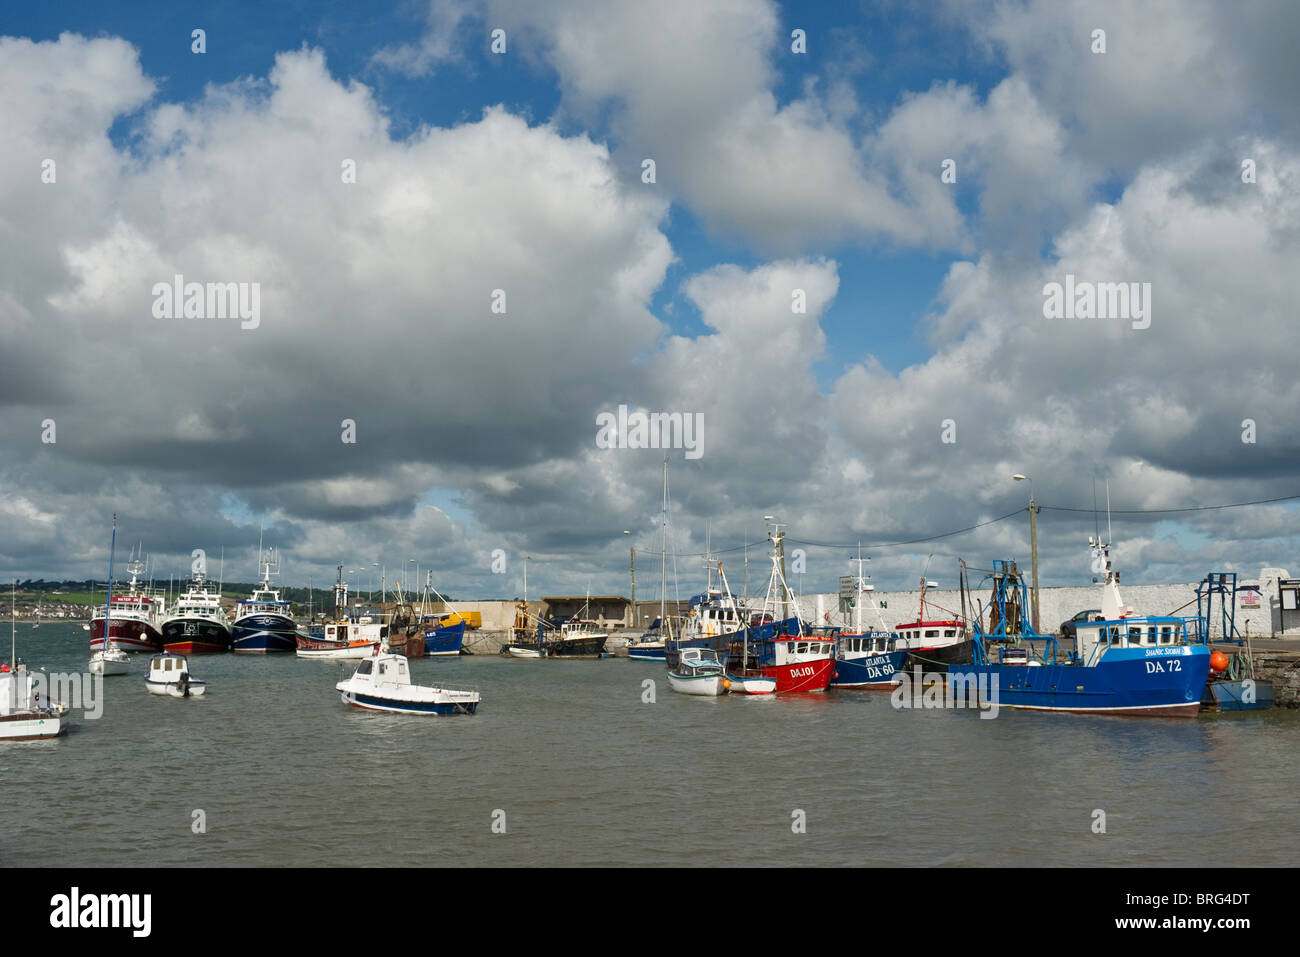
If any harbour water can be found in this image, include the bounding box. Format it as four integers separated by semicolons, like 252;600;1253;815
3;623;1298;867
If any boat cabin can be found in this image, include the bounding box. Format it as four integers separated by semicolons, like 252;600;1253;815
838;632;896;658
558;618;606;640
772;637;834;665
1075;616;1189;666
352;653;411;689
237;588;291;617
324;621;388;642
895;620;964;649
149;654;192;679
676;647;725;674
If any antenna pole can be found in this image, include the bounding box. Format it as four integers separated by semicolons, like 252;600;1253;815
1106;480;1113;545
103;514;117;654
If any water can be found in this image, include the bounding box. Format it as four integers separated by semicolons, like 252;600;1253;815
2;622;1297;866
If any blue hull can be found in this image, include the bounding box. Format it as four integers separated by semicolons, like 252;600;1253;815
830;650;908;688
627;646;667;661
345;691;478;715
422;621;465;656
946;646;1211;715
1207;678;1275;711
231;614;299;653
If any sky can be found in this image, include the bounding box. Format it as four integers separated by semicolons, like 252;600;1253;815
1;0;1298;603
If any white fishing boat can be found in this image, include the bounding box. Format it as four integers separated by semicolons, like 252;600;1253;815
89;640;130;676
336;651;479;715
0;663;68;740
1;581;69;740
145;653;206;697
667;647;730;696
296;566;384;659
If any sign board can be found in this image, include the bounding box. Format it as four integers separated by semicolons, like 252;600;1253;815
1238;587;1262;608
839;576;856;599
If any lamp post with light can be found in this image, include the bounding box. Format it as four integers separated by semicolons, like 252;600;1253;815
624;530;635;626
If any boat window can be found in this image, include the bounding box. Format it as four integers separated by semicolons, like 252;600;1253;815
944;630;955;638
399;663;407;675
164;659;173;671
925;630;938;638
357;660;372;675
1159;627;1172;644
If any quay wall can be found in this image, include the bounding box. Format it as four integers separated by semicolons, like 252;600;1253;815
801;567;1296;639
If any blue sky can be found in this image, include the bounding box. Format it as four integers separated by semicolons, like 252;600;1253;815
6;0;998;381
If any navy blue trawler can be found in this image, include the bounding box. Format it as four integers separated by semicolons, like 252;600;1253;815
409;572;467;656
231;547;297;653
947;544;1211;717
830;550;906;690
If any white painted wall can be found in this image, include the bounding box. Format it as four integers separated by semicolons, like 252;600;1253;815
800;566;1294;637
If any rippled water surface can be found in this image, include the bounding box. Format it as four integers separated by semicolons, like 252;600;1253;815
2;623;1296;866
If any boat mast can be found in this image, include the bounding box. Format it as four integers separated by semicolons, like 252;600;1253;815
704;520;712;597
660;456;670;641
855;542;864;635
103;514;117;650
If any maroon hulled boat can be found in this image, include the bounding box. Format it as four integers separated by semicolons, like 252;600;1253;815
89;556;165;654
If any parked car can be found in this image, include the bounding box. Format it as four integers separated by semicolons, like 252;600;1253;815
1060;609;1102;641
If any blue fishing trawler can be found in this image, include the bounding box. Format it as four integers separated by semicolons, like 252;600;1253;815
830;551;907;690
416;614;466;656
627;616;668;661
231;547;297;653
947;545;1211;717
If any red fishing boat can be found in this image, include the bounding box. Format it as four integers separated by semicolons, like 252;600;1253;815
89;553;165;653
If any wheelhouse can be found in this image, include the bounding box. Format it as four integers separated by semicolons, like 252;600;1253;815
773;637;834;664
838;632;896;658
149;654;191;677
1075;615;1192;665
895;620;965;647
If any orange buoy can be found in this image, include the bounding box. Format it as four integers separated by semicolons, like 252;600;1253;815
1209;650;1230;673
722;678;731;690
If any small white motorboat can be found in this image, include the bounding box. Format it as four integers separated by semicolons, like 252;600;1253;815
506;645;544;659
336;651;479;715
145;653;206;697
667;648;730;696
89;640;130;676
725;673;776;695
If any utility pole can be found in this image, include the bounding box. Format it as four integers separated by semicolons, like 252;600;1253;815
1030;497;1040;633
629;546;636;623
1014;474;1041;633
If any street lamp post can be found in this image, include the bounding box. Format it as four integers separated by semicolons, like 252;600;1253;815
624;530;634;626
1013;474;1041;633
